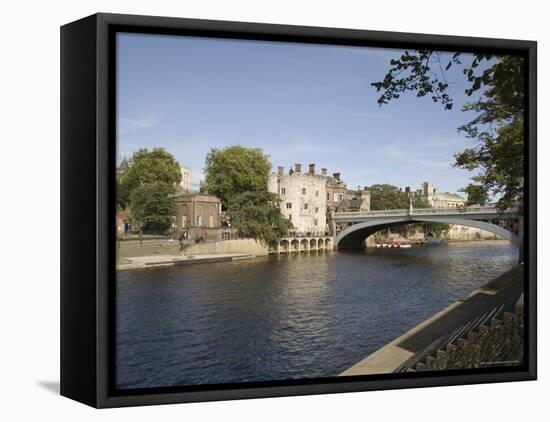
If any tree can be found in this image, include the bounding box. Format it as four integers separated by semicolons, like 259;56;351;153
226;191;292;244
117;148;182;209
203;145;271;208
372;52;524;210
460;183;488;206
129;182;176;233
368;184;429;210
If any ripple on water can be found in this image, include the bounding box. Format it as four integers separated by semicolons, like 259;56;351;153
116;240;516;388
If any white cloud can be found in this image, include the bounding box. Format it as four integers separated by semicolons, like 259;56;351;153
118;114;161;135
374;145;453;169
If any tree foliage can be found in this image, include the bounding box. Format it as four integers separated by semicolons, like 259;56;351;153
226;191;292;244
460;183;489;206
203;145;272;208
368;184;429;210
117;148;181;209
372;52;524;210
129;182;177;232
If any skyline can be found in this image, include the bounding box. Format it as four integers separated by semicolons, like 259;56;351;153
117;32;487;196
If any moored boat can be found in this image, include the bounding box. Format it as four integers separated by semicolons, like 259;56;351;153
375;241;412;249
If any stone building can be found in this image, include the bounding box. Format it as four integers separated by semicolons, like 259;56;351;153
179;166;192;192
116;210;133;235
268;164;328;235
175;192;222;239
325;170;347;215
414;182;498;240
416;181;466;208
116;156;129;181
343;187;371;211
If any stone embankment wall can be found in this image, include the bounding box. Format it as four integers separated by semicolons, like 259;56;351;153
340;265;524;376
422;310;523;371
117;238;269;261
117;239;180;261
184;239;269;256
446;224;501;241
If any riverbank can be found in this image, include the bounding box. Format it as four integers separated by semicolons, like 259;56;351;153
340;264;524;375
117;238;270;270
117;253;257;271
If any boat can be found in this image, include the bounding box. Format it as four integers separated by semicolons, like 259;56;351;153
375;241;412;249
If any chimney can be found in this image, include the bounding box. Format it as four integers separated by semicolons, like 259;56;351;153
294;163;302;173
277;166;284;176
309;163;315;175
333;172;340;181
321;168;327;176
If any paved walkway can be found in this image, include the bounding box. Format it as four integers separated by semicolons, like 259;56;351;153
340;264;524;376
117;253;255;270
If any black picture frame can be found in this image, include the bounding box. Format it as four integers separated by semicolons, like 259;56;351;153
60;12;537;408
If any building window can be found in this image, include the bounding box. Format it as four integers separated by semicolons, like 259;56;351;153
315;207;319;213
181;215;187;228
303;203;309;210
315;190;319;197
302;188;307;195
197;216;202;227
281;188;286;195
286;203;292;209
334;193;339;202
208;215;214;228
327;193;330;200
314;219;318;226
288;214;292;221
339;193;344;201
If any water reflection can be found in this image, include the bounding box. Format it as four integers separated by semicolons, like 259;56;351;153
116;240;516;388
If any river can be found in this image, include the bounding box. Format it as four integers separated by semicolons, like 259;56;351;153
116;240;517;389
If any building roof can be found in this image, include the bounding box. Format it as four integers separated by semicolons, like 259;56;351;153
174;191;221;203
434;192;465;201
118;157;129;170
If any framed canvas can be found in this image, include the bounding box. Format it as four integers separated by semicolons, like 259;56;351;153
60;13;537;408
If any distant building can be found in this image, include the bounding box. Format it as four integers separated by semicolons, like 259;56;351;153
416;181;466;208
342;187;371;212
117;157;130;181
175;192;222;238
179;166;192;192
116;210;133;235
324;170;347;215
413;182;498;240
268;163;327;234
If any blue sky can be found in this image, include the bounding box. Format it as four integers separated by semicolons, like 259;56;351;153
117;32;484;194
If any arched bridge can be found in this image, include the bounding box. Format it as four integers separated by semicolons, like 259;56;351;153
334;206;520;249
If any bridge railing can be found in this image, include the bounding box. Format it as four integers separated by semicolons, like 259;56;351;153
334;206;518;219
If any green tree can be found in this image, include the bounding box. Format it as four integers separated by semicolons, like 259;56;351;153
117;148;181;209
460;183;489;206
226;191;292;244
203;145;271;208
372;52;524;210
129;182;176;233
368;184;429;210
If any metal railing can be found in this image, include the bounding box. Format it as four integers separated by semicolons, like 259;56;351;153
334;206;518;219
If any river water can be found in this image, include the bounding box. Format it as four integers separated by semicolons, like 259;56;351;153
116;240;517;389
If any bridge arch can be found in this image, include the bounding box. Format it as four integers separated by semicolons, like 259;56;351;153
335;217;519;249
